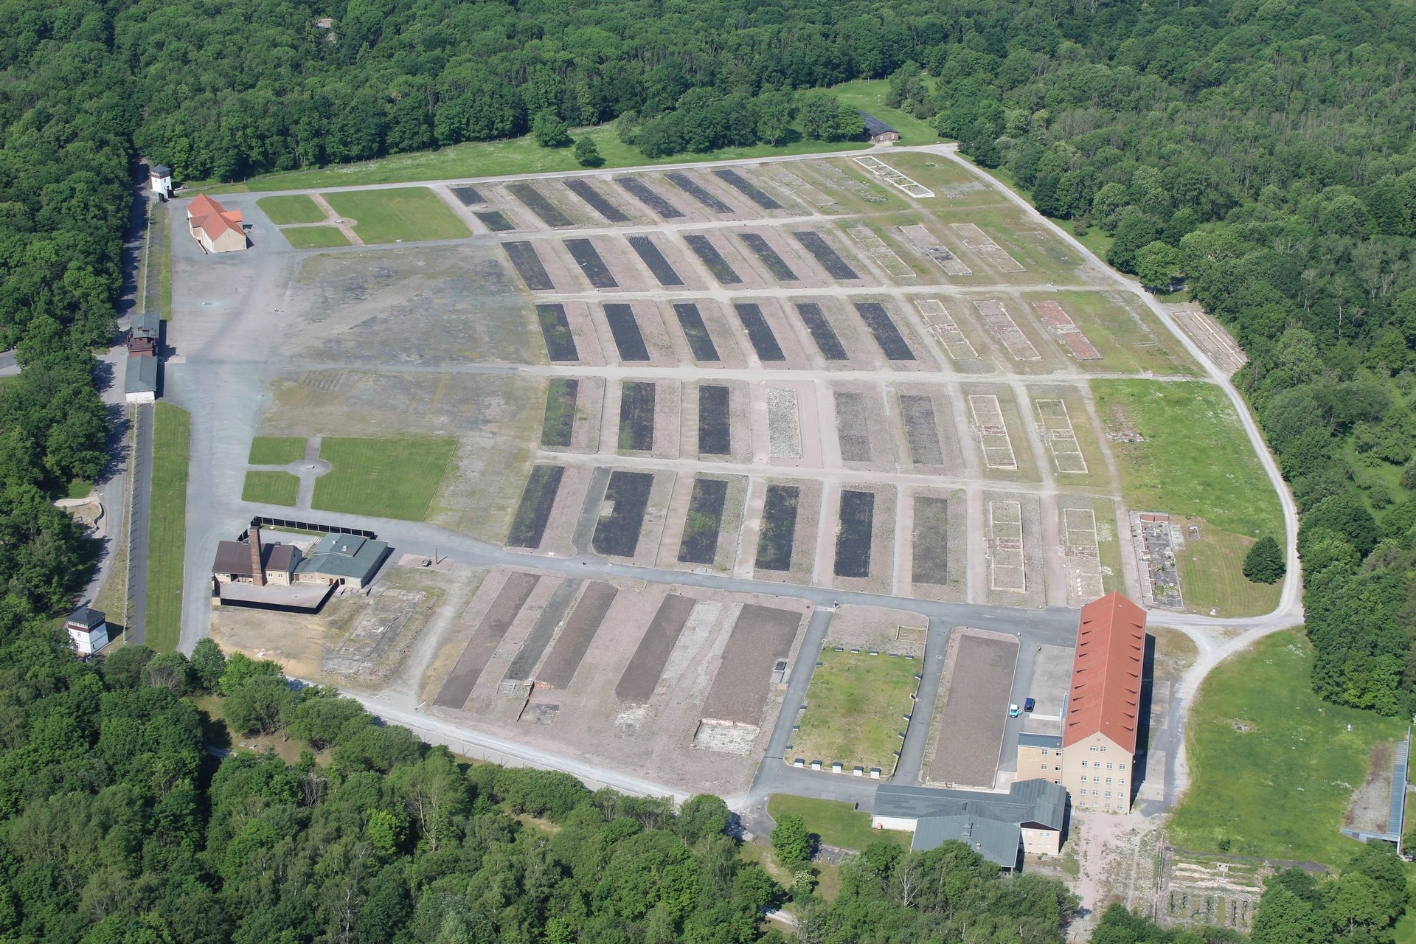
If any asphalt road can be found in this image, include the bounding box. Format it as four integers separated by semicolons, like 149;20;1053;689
163;141;1306;820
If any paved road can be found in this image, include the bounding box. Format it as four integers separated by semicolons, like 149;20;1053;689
166;141;1305;820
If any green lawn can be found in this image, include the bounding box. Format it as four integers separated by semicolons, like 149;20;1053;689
248;436;307;465
321;187;469;244
1092;380;1282;539
282;226;351;249
67;479;92;499
256;194;327;224
792;649;920;772
768;795;911;852
205;123;871;194
146;403;189;652
242;471;300;506
1169;631;1407;864
829;79;942;146
1174;525;1283;617
312;436;456;520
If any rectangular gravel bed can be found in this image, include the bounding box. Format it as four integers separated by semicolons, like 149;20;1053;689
675;303;720;361
617;177;685;218
508;182;574;227
912;496;950;584
794;302;849;360
666;172;734;213
627;235;684;286
684;234;743;284
535;303;579;361
565;179;629;222
834;490;875;578
537;582;618;689
507;465;565;548
698;385;731;455
603;304;651;361
793;231;859;279
834;391;872;461
712;168;783;210
503;241;554;290
591;470;655;557
701;605;800;724
767;388;801;458
678;477;729;564
734;303;786;361
541;379;579;448
618;380;656;451
563;238;618;288
434;572;539;707
505;579;580;681
615;592;697;702
450;185;485;205
738;232;798;281
899;395;944;465
853;301;915;360
474;210;515;232
755;484;800;571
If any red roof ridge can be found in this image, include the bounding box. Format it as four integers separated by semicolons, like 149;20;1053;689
1062;592;1147;752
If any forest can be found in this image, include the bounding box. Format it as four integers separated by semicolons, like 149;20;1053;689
3;0;1416;940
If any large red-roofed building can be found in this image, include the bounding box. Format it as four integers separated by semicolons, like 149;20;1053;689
186;194;247;253
1059;592;1146;813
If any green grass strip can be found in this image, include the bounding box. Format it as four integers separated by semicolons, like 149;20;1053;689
248;436;307;465
257;194;327;224
321;187;469;244
313;436;456;521
1168;631;1406;864
767;795;910;852
146;403;189;652
242;471;300;507
282;226;350;249
1091;379;1282;539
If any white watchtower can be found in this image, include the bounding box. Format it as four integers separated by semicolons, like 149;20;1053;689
149;164;172;198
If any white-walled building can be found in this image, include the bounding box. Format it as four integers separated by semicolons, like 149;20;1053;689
66;606;109;655
150;164;172;197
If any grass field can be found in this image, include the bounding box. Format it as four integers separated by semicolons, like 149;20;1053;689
242;471;300;506
768;795;911;852
1092;380;1282;539
146;403;189;652
257;194;327;224
829;79;941;146
206;119;873;194
312;436;456;520
248;436;307;465
321;187;470;244
1174;523;1282;617
792;649;919;772
282;226;351;249
1168;631;1406;864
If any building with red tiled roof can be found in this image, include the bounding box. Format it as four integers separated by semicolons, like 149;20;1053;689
186;194;247;253
1058;592;1146;813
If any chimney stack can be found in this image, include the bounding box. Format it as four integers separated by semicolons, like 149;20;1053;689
249;525;266;587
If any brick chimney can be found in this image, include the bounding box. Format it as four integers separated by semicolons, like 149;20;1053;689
249;525;266;587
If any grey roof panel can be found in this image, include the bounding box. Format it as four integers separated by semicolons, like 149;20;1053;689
858;111;898;136
124;354;158;394
1018;732;1063;749
912;814;1022;868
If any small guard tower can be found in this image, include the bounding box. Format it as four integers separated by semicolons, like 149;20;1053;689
150;164;172;199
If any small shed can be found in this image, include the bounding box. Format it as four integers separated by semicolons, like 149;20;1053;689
124;353;158;403
66;606;109;655
859;112;900;143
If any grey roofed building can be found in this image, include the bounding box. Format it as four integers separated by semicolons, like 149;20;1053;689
858;111;900;142
295;533;390;589
124;353;158;402
873;779;1068;869
1018;732;1063;750
66;606;106;631
130;309;161;340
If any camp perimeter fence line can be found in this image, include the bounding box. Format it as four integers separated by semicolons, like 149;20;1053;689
242;516;378;540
